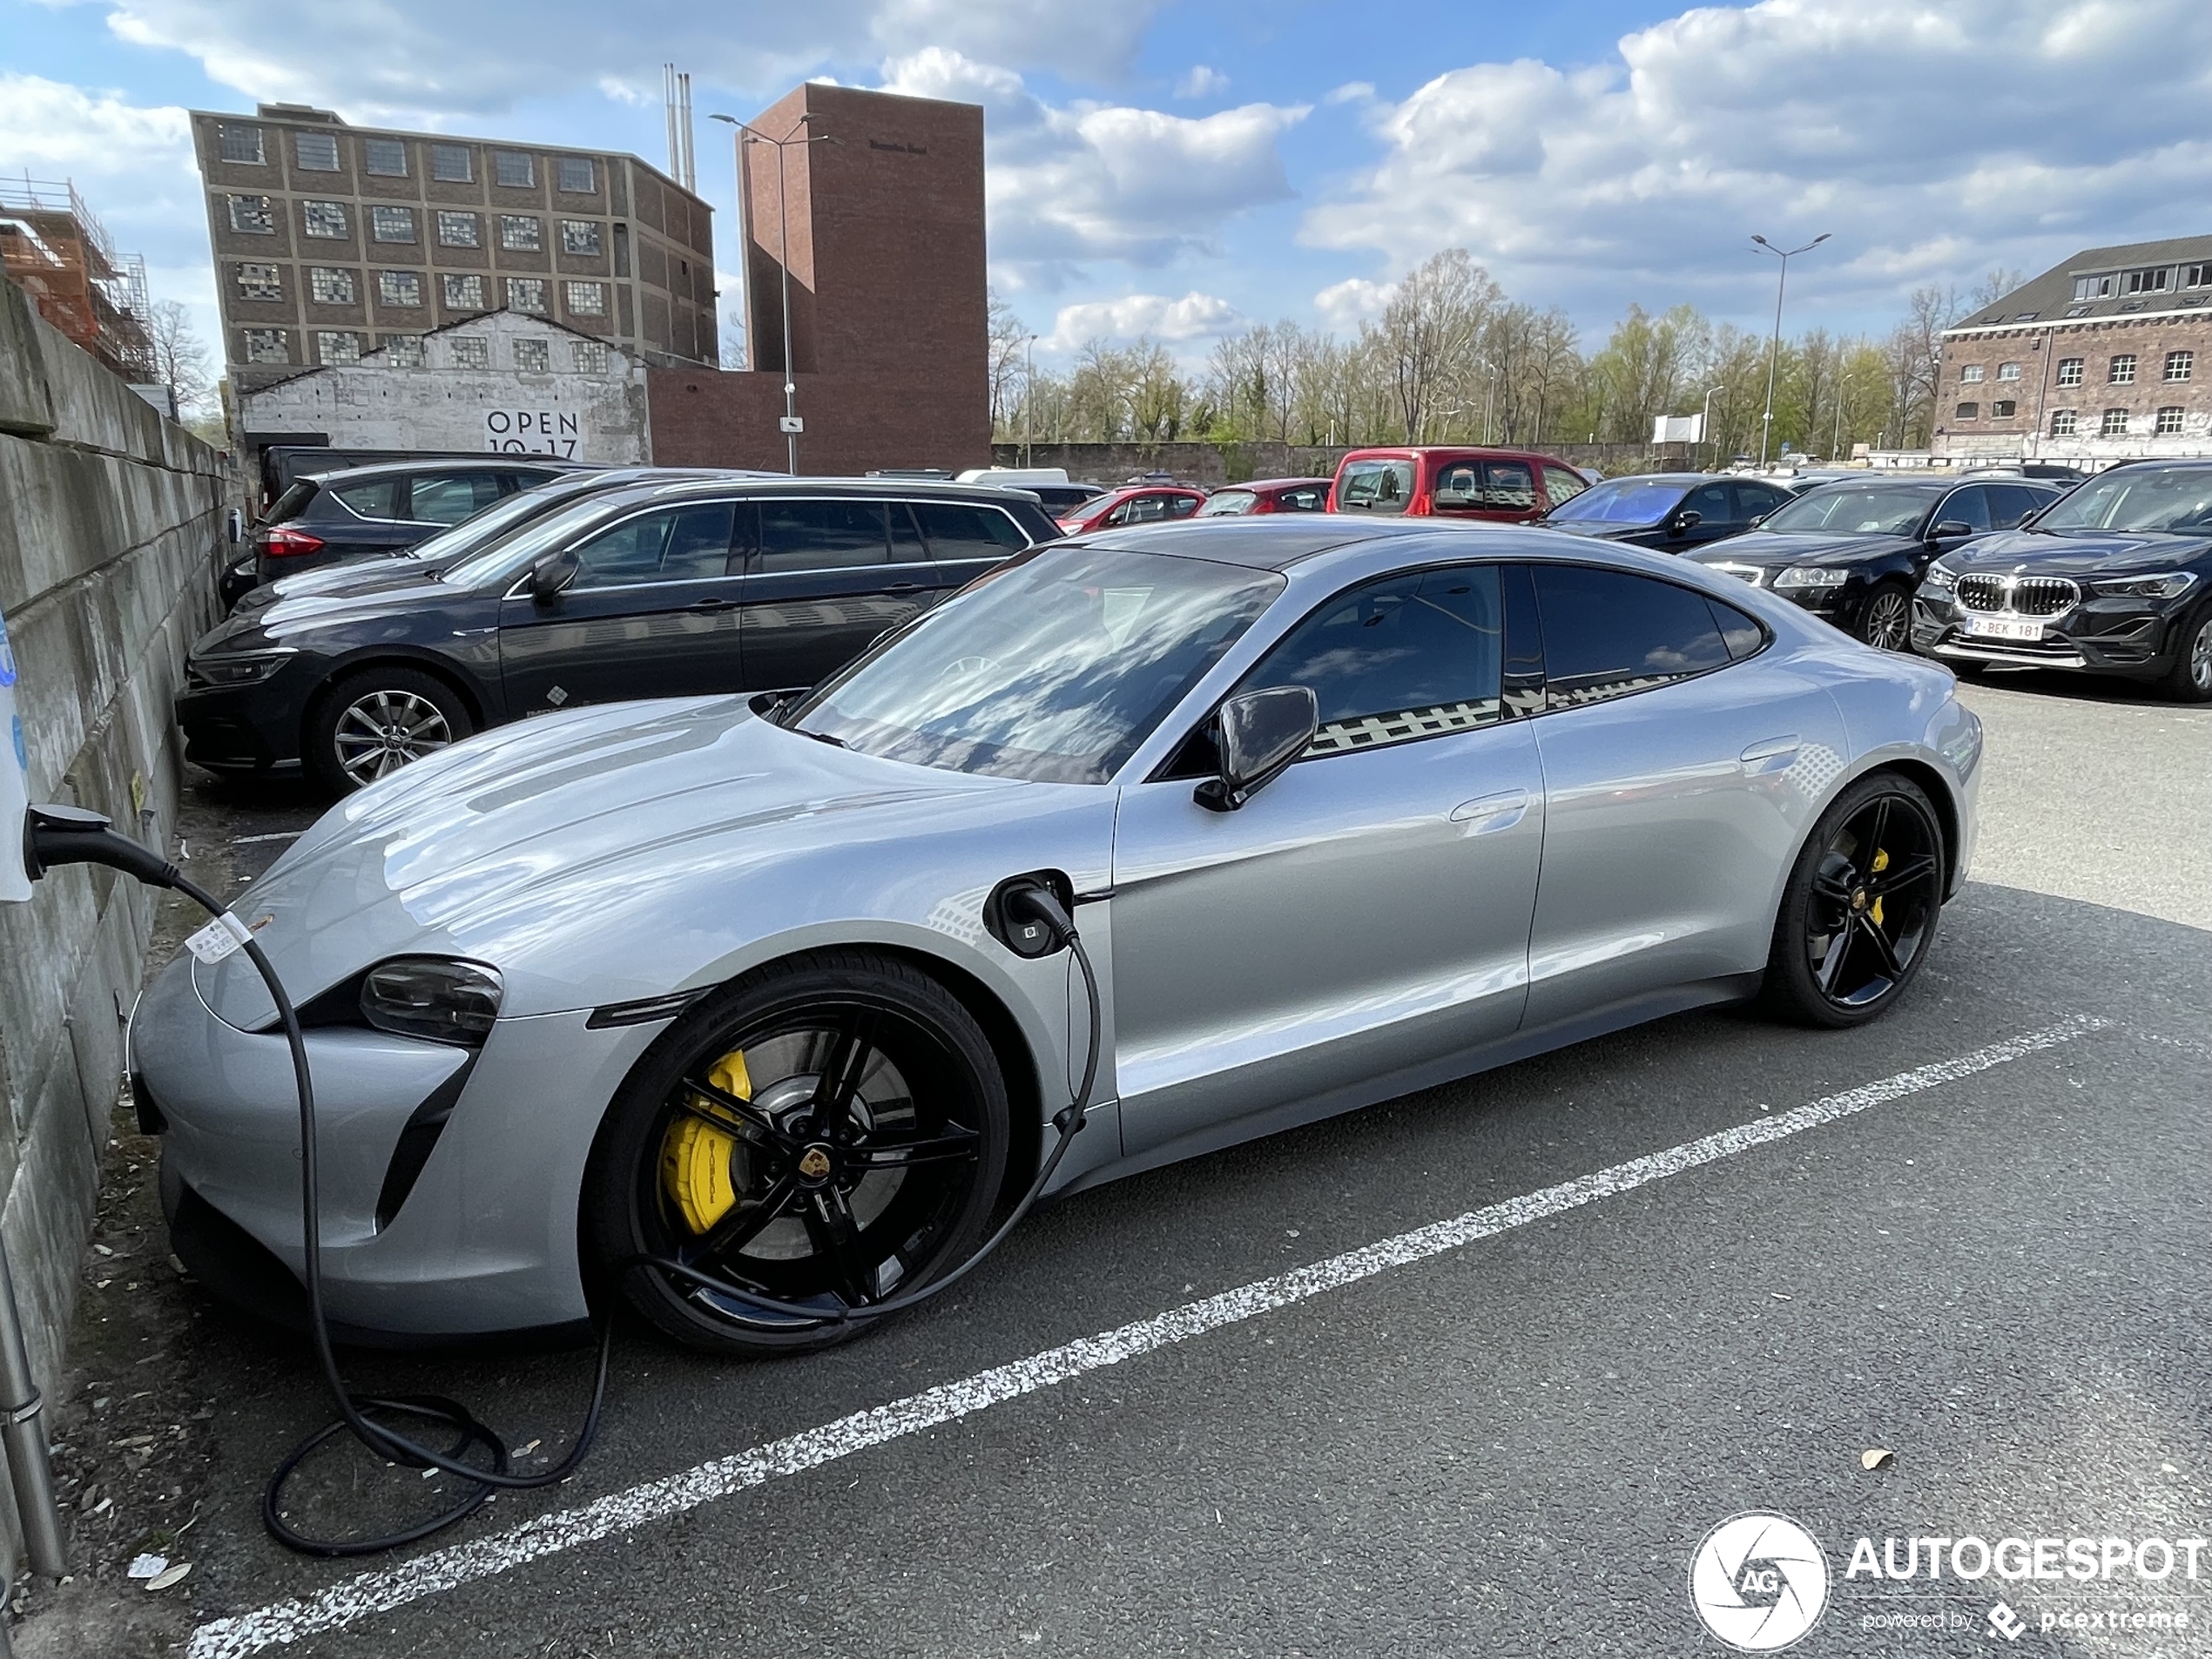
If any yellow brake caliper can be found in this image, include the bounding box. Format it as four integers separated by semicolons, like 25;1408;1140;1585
1870;847;1889;928
661;1049;752;1235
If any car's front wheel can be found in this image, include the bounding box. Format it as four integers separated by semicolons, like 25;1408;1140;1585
2156;604;2212;703
1858;580;1914;652
583;950;1010;1355
307;666;473;793
1762;772;1946;1028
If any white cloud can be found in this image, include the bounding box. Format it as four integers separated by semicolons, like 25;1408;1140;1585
1042;290;1243;350
881;48;1308;283
75;0;1168;121
1313;276;1392;330
1322;81;1374;106
1305;0;2212;323
1175;65;1230;99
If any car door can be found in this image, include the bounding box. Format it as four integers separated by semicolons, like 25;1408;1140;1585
1109;561;1547;1157
1480;458;1543;523
912;499;1034;594
738;497;934;692
1520;561;1849;1028
497;498;743;714
1656;481;1737;550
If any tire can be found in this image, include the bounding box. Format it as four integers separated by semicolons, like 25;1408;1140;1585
2155;604;2212;704
1858;580;1914;652
307;666;473;794
583;949;1010;1356
1761;772;1946;1029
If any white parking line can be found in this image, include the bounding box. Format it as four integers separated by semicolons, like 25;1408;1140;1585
187;1014;2106;1659
231;832;302;846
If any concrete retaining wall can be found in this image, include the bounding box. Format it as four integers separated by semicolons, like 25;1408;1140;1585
0;274;237;1564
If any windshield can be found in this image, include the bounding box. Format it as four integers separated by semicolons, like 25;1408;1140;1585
789;545;1285;784
403;486;560;561
1546;478;1686;524
441;494;644;587
1068;489;1134;521
2036;468;2212;533
1762;485;1937;536
1198;490;1258;516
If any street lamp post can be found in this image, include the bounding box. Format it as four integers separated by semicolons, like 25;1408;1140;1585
1700;384;1720;469
1023;333;1037;468
1750;233;1830;468
711;111;834;475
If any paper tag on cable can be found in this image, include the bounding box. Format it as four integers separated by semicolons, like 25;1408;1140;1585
185;911;258;964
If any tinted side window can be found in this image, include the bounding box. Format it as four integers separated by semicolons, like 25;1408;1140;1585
1987;484;2050;529
1707;596;1765;660
1276;486;1328;512
1542;465;1588;506
757;500;890;572
1482;460;1536;510
1166;494;1200;519
914;502;1028;558
1937;486;1992;532
1732;482;1789;522
889;502;927;561
407;471;503;525
330;477;405;519
1682;482;1733;523
1247;565;1504;755
1532;565;1732;710
570;503;736;589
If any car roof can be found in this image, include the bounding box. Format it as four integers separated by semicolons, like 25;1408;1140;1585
302;456;597;484
1579;472;1737;487
1067;516;1459;570
1225;477;1335;490
530;474;1057;515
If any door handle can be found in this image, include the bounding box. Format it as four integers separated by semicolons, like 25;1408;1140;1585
884;583;925;595
687;597;738;613
1739;735;1800;772
1450;788;1528;830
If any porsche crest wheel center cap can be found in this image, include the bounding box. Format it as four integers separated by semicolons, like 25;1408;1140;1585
797;1143;834;1184
1851;887;1870;913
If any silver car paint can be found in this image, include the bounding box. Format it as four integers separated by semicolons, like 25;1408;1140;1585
135;523;1982;1337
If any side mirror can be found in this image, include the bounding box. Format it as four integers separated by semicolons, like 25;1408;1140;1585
529;549;580;603
1669;509;1703;536
1930;520;1974;540
1748;514;1768;529
1194;685;1318;813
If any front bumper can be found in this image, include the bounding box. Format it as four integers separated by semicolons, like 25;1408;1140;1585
135;950;664;1341
1912;589;2193;678
175;654;323;768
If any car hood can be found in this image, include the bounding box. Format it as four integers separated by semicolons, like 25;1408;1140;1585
190;697;1066;1026
1688;529;1908;568
235;553;442;614
1946;527;2212;576
1543;520;1653;540
198;571;477;652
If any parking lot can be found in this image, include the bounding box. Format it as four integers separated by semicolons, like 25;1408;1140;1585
24;666;2212;1659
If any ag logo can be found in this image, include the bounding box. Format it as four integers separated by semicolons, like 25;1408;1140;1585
1689;1513;1830;1651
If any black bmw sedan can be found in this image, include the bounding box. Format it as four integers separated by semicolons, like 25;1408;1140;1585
179;476;1062;792
1540;472;1795;550
1684;475;2061;650
1912;459;2212;702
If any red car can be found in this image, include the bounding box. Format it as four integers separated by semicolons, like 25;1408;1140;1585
1056;484;1206;534
1328;446;1590;523
1195;477;1334;516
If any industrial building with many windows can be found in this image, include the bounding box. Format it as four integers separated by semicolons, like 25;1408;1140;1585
1936;234;2212;462
190;103;718;393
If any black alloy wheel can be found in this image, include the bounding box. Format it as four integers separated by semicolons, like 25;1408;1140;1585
307;665;474;794
1859;581;1914;652
586;950;1008;1355
1763;773;1946;1028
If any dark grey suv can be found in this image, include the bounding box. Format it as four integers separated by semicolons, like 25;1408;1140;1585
179;477;1062;792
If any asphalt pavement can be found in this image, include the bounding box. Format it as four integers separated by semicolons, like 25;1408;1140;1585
18;663;2212;1659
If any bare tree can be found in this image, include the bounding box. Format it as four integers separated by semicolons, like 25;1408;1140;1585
146;300;214;417
987;289;1030;438
1375;249;1501;443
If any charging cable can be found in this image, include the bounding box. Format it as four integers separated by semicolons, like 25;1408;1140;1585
23;807;1099;1555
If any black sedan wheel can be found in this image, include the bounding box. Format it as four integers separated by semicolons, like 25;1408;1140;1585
2158;605;2212;703
307;666;473;793
1763;774;1945;1028
1859;581;1913;652
586;951;1008;1355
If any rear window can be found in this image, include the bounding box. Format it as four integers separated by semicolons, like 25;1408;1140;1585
1197;490;1257;516
329;477;406;519
1336;459;1414;514
914;502;1029;558
265;481;317;523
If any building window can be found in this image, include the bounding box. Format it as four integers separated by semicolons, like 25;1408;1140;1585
378;270;422;307
385;334;426;367
318;330;362;365
370;206;417;244
2187;263;2212;289
1955;401;1979;420
442;273;486;309
2073;273;2115;300
557;156;597;193
500;215;542;251
560;219;602;256
308;266;356;305
2101;408;2129;436
2156;407;2184;435
573;340;610;374
513;338;550;372
493;151;535;188
217;122;265;165
241;327;288;363
435;210;480;247
2049;409;2077;437
364;138;408;178
302;199;349;239
2056;357;2084;387
431;144;473;183
1996;361;2020;381
1991;400;2017;418
2126;266;2171;295
227;194;275;234
564;280;606;316
293;132;341;172
2166;350;2193;382
450;337;489;370
2109;354;2136;384
507;277;548;313
1959;364;1984;382
236;261;283;300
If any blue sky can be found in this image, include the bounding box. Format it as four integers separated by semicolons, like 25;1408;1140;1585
9;0;2212;372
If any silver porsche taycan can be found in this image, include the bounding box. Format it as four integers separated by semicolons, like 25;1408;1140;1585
134;518;1982;1352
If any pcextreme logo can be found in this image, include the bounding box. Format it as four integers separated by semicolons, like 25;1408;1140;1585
1689;1513;1832;1652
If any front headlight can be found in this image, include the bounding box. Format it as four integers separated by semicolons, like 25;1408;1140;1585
1922;560;1959;594
189;646;298;686
2090;571;2198;600
1774;565;1850;590
360;958;503;1044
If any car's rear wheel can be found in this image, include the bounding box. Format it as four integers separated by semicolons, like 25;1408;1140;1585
2156;604;2212;703
307;666;472;793
1858;580;1913;652
1762;773;1946;1028
583;951;1009;1355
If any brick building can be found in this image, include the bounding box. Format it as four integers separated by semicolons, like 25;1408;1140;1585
648;82;990;475
1936;234;2212;463
190;103;717;394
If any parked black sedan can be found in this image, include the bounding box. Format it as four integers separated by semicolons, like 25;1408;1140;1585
179;477;1063;792
1912;459;2212;701
1541;472;1796;550
1684;475;2062;650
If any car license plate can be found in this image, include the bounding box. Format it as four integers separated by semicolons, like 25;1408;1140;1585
1965;617;2043;642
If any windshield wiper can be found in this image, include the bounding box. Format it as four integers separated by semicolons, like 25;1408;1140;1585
801;729;846;749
